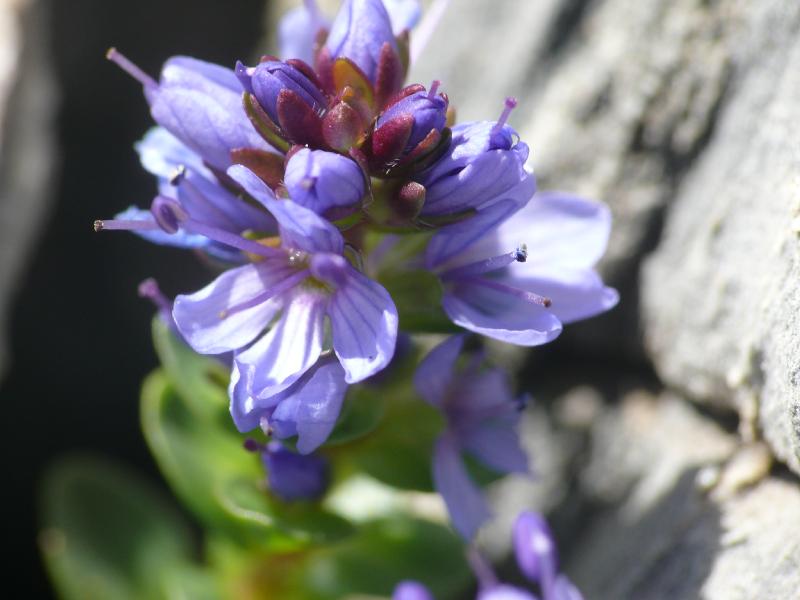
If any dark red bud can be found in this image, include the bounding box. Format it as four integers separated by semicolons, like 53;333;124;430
393;181;426;220
374;41;404;109
402;128;441;165
276;88;325;148
285;58;325;93
315;46;335;94
370;114;414;168
322;101;366;151
230;148;285;190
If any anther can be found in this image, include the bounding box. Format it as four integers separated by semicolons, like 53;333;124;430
150;196;186;234
169;165;187;186
428;79;441;98
106;47;158;89
243;438;265;453
514;244;527;262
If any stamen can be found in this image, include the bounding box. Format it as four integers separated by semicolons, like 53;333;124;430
259;416;274;437
465;276;552;307
93;218;160;232
428;79;441;98
467;547;498;589
138;277;171;314
106;47;158;89
440;249;525;281
492;97;517;135
151;196;185;233
183;218;286;260
219;269;309;319
169;164;186;185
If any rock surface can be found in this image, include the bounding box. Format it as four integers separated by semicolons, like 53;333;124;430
567;391;800;600
640;1;800;472
0;0;56;379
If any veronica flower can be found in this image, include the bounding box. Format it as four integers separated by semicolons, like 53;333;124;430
106;49;272;171
99;127;275;262
426;190;618;346
414;335;528;540
168;165;398;443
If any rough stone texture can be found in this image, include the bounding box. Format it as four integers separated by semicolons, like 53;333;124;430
0;0;56;379
640;1;800;473
568;391;800;600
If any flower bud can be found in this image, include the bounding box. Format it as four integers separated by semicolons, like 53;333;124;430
392;581;434;600
378;86;447;148
325;0;397;83
240;60;327;126
285;148;365;215
261;441;330;502
416;120;532;218
513;511;558;586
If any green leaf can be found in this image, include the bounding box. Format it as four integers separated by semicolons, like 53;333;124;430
140;369;353;551
38;455;197;600
324;384;386;447
151;317;229;422
379;270;458;333
338;380;444;492
294;517;472;600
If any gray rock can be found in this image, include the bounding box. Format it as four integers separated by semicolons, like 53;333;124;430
640;2;800;472
0;0;56;379
568;391;800;600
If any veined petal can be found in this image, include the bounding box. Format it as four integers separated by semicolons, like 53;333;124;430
149;86;270;171
270;358;348;454
136;126;207;179
236;287;327;398
426;198;524;270
229;359;281;432
462;418;529;475
481;192;612;271
413;334;464;407
442;280;562;346
328;268;399;383
228;165;344;254
502;270;619;325
173;262;290;354
433;433;491;540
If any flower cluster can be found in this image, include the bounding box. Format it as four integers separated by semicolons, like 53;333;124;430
394;511;583;600
97;0;616;544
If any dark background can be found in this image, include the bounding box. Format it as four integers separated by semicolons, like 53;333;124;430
2;0;266;595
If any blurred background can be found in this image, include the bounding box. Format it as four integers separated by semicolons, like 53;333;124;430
4;0;800;598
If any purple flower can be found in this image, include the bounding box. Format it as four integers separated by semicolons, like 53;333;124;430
414;335;528;540
247;439;330;501
107;50;272;171
284;148;365;216
233;356;348;454
514;512;583;600
97;127;275;262
169;165;398;443
372;82;448;161
477;586;538;600
426;191;618;346
393;580;435;600
279;0;330;64
417;101;532;218
325;0;398;83
236;59;327;127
